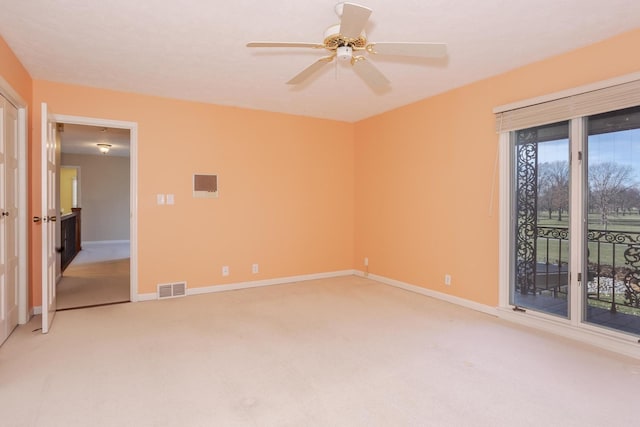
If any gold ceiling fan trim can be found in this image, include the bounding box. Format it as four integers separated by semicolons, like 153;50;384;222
246;2;448;89
323;33;368;50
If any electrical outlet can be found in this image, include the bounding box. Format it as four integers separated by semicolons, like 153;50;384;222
222;266;229;276
364;257;369;266
252;264;259;274
445;274;452;286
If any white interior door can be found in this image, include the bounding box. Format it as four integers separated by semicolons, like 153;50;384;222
41;103;57;333
1;95;19;345
0;96;7;344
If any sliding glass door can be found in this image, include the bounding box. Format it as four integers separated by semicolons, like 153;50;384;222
512;121;570;318
510;106;640;337
584;106;640;336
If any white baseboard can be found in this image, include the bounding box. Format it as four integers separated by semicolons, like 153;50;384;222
496;307;640;359
82;240;130;246
138;270;357;301
355;270;497;316
134;268;640;359
137;292;157;302
32;306;42;315
356;271;640;359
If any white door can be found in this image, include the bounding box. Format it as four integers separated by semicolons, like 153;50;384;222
41;103;57;333
0;95;19;345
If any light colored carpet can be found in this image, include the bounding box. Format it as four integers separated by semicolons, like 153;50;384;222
1;276;639;426
71;242;130;266
56;242;130;310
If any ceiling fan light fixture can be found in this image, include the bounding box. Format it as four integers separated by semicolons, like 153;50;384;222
337;45;353;61
247;2;447;89
97;143;112;154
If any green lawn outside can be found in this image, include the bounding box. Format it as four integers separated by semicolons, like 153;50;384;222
535;212;640;268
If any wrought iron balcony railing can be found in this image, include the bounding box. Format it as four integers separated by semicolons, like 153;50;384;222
520;226;640;313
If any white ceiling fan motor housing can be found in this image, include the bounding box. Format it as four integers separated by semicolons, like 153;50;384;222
337;45;353;61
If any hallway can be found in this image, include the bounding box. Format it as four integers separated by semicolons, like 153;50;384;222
56;242;130;310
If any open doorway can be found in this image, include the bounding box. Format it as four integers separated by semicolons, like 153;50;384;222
56;123;131;310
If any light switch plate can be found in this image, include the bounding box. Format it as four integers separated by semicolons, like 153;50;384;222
157;194;165;205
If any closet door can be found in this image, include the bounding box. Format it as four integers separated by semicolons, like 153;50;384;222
0;95;19;345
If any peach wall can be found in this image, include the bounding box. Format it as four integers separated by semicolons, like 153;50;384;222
7;28;640;309
0;36;32;103
31;82;354;303
354;29;640;306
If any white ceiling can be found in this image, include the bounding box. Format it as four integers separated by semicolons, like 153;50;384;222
1;1;639;123
60;124;130;157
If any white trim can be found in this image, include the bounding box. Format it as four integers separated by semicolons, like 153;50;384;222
32;306;42;316
137;270;357;301
497;308;640;359
53;115;137;130
493;71;640;113
82;240;131;246
134;265;640;359
569;118;585;326
52;114;139;303
0;75;27;107
355;271;497;316
357;269;640;359
498;118;640;359
137;293;158;302
17;106;28;324
498;132;511;309
0;76;29;325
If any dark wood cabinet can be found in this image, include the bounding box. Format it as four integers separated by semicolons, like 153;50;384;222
61;208;82;271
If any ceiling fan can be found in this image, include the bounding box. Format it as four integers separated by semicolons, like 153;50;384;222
246;2;447;90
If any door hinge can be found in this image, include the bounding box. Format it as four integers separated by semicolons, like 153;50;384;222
577;272;582;282
578;151;583;161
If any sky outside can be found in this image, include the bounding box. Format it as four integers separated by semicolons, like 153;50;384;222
538;129;640;182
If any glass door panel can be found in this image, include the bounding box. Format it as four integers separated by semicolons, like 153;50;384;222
585;106;640;336
512;121;570;318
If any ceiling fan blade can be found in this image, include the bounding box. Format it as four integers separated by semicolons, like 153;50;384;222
287;56;335;85
339;3;372;39
247;42;325;49
367;42;447;58
351;56;390;90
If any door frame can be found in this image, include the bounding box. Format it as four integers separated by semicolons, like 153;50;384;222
54;114;139;302
497;117;640;360
0;76;28;325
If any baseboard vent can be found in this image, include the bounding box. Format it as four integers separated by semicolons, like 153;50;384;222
157;282;187;299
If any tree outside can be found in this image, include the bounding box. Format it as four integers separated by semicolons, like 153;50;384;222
537;160;640;226
588;162;636;228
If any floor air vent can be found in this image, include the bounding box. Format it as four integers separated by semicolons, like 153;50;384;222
157;282;187;299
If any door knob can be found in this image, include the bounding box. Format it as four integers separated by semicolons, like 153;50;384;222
48;216;57;222
1;211;8;217
33;216;42;223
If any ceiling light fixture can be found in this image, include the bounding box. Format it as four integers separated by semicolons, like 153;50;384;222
97;143;112;154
